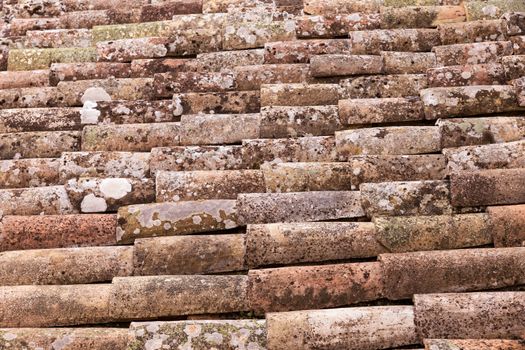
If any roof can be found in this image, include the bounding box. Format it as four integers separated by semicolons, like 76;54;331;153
0;0;524;349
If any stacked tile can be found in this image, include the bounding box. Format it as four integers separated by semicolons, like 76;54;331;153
0;0;524;348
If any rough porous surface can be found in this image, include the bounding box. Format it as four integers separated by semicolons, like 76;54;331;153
0;0;524;348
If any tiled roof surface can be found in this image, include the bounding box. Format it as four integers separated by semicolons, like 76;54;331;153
0;0;524;349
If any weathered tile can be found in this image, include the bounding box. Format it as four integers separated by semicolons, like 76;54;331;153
335;126;441;159
165;28;223;56
295;13;381;38
360;180;452;217
248;262;383;313
202;0;272;13
156;169;264;202
339;96;424;124
0;284;112;327
0;158;60;189
133;234;246;275
246;222;384;267
81;123;180;152
0;186;76;216
445;138;525;175
374;213;492;253
59;151;150;181
96;37;169;62
49;62;131;85
420;85;522;119
60;9;141;30
349;28;441;54
234;63;311;90
0;131;80;160
303;0;383;15
193;49;264;72
341;73;428;98
10;18;62;36
223;20;296;50
11;0;61;18
0;246;132;285
260;105;343;137
140;0;203;21
502;12;525;36
260;83;342;106
0;214;117;251
180;113;261;145
380;5;466;29
8;47;97;71
154;71;236;97
0;87;72;109
23;29;92;49
488;204;525;247
502;55;525;81
381;51;437;74
237;191;364;224
261;162;353;192
172;91;260;115
414;292;525;339
150;145;246;173
310;54;383;77
91;20;171;42
130;58;190;77
0;70;49;89
109;275;248;319
128;320;266;349
65;177;155;213
464;0;525;21
264;39;351;64
116;200;239;243
242;136;337;168
450;168;525;207
432;41;513;66
267;306;418;350
61;0;148;11
426;63;506;87
0;107;81;133
424;339;525;350
384;0;462;5
511;35;525;55
94;100;177;125
439;117;525;148
437;19;507;45
514;76;525;106
57;78;155;105
349;154;446;187
381;248;525;300
0;328;129;350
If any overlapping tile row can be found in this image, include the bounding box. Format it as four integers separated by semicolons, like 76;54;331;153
1;0;525;349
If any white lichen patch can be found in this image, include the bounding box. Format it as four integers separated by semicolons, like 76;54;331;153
81;193;108;213
81;87;112;104
99;178;132;199
81;100;100;124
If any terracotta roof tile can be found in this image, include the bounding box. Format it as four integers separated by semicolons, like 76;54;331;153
267;306;418;349
133;234;246;275
0;214;117;251
245;221;384;267
237;190;364;223
1;0;525;343
450;167;525;207
116;199;239;243
373;213;492;252
260;105;343;137
156;169;265;201
414;292;525;339
0;328;130;350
